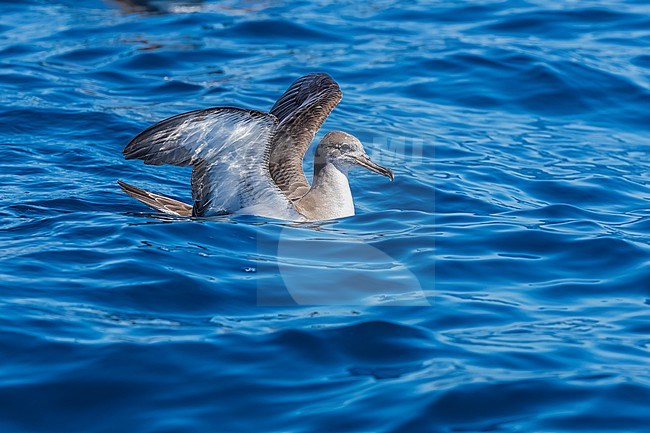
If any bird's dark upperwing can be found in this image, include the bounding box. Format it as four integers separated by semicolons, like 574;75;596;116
269;73;342;200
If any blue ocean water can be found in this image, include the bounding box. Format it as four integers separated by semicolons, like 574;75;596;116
1;0;649;431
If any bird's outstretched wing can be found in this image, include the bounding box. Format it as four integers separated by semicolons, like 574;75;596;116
123;107;302;220
269;73;342;200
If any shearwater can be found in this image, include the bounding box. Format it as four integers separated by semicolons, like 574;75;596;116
119;73;393;221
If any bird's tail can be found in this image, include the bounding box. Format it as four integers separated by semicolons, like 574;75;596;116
117;180;193;217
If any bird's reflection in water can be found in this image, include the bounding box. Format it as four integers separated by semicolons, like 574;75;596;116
106;0;270;15
106;0;203;15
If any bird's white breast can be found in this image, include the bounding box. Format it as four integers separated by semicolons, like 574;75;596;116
294;163;355;221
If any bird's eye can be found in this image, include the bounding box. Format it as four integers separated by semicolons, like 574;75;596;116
340;145;352;153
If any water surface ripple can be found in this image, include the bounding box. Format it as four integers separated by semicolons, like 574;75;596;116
1;1;649;432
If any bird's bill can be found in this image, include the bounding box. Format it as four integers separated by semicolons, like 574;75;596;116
354;155;394;181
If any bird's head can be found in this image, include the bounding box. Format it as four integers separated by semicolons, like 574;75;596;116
314;131;394;180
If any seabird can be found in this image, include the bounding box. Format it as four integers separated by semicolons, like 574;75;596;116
118;73;393;221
